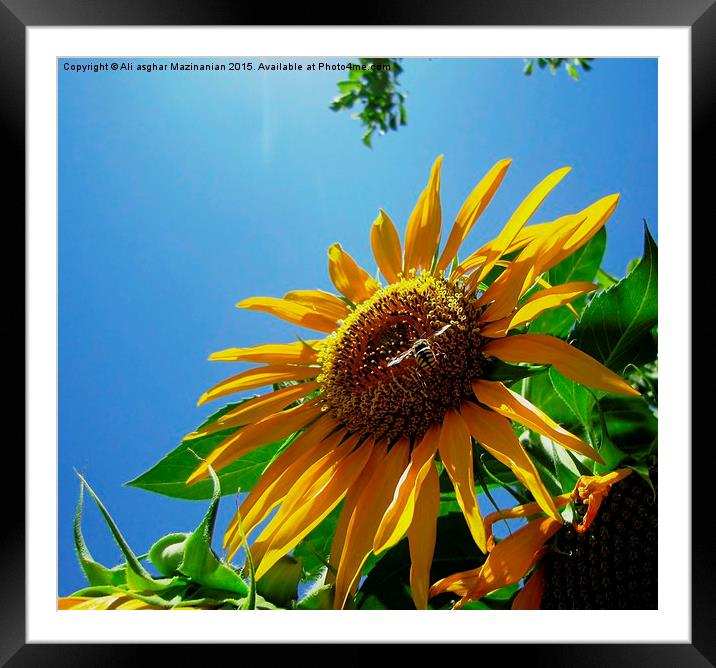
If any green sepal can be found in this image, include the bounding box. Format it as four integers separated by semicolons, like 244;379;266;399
73;484;126;587
295;584;334;610
75;472;175;592
177;463;249;597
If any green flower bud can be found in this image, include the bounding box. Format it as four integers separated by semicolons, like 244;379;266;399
148;533;189;576
255;555;303;606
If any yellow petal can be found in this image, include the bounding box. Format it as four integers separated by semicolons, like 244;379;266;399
370;209;403;284
438;410;486;552
480;281;597;337
460;401;560;521
373;424;440;553
197;364;319;406
223;417;342;557
429;517;561;606
474;166;571;286
327;243;380;304
482;333;640;396
209;340;322;365
328;441;386;586
237;296;339;333
186;399;321;485
539;194;620;274
186;381;320;440
512;565;546;610
407;463;440;610
283;290;350;321
404;156;443;272
472;379;603;462
477;212;585;321
436;159;512;274
331;441;408;609
253;439;374;579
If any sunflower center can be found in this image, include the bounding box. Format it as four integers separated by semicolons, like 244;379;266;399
317;275;486;442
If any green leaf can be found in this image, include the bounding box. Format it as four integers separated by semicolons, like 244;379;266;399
295;584;334;610
178;463;249;597
591;396;657;472
573;224;658;373
548;368;596;433
529;228;606;337
73;484;127;587
566;62;580;80
336;80;361;93
127;408;295;500
596;267;618;289
355;513;487;610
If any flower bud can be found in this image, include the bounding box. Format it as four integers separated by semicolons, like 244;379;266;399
148;533;189;576
255;555;303;605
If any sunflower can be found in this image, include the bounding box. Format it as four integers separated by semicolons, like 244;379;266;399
428;468;656;610
184;156;639;610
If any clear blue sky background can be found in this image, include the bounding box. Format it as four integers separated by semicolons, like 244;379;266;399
58;57;657;595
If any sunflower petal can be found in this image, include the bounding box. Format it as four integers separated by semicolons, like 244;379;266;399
283;290;350;321
197;365;319;406
480;281;597;337
478;212;585;321
460;401;560;521
436;159;512;273
373;425;440;553
327;243;380;304
223;417;342;557
472;379;603;462
407;463;440;610
186;382;320;440
253;439;374;579
209;341;322;365
438;410;486;552
429;517;561;606
186;399;322;485
331;441;409;609
512;562;546;609
237;296;339;333
404;156;443;272
482;333;640;396
474;166;571;285
370;209;403;283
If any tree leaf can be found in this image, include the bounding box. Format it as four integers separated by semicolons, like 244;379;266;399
573;224;658;373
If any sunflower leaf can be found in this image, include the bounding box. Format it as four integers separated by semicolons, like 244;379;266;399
572;224;658;373
127;408;297;500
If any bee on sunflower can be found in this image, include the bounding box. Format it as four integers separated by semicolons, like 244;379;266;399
183;156;641;610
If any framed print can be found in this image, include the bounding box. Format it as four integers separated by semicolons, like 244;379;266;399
8;0;708;663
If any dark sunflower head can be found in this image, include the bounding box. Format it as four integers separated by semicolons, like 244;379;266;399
541;470;658;610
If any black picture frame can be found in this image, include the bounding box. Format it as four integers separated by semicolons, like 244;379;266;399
7;0;705;663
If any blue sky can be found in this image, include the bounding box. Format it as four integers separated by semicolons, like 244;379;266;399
58;57;657;595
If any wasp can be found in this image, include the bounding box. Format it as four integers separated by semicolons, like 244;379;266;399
387;323;452;372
